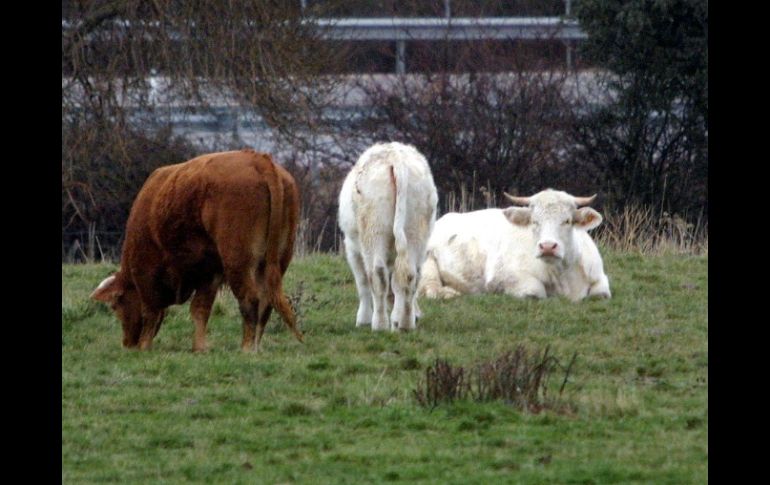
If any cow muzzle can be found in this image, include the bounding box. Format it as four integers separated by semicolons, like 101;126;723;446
537;241;561;259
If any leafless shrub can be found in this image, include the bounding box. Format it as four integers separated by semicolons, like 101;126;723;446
281;281;317;332
414;346;577;412
593;205;708;255
355;69;574;208
442;177;499;214
414;359;471;408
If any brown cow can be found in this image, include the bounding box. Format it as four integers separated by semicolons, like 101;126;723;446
90;149;304;352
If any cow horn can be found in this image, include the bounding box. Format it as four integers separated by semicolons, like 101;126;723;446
574;194;597;206
504;192;531;206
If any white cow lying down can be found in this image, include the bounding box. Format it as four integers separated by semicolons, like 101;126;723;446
418;189;611;302
339;142;438;331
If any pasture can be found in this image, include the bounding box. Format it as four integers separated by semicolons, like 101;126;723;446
62;251;707;484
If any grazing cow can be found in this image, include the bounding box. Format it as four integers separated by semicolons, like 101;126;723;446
90;149;304;351
338;142;438;331
418;189;611;302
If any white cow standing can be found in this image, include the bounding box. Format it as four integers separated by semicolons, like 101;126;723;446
339;142;438;331
418;189;611;302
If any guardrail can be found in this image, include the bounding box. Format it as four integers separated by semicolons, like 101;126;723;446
315;17;584;41
315;16;584;73
63;13;585;73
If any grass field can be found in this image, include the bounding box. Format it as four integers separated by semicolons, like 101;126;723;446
62;251;707;484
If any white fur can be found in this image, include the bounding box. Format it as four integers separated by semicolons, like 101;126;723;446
418;189;611;302
339;142;438;331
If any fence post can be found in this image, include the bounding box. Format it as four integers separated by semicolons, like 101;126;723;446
565;0;574;70
396;39;406;74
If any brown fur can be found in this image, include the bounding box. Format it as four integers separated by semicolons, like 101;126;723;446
90;149;303;352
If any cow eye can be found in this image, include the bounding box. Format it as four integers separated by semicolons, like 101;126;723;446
562;219;571;225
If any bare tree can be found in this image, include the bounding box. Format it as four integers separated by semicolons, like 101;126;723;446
62;0;350;258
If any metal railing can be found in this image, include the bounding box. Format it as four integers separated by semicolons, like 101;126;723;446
63;2;585;74
315;17;584;41
315;17;584;73
304;0;583;73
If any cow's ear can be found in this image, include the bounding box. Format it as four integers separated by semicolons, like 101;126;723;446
574;208;603;231
90;274;123;303
503;207;531;226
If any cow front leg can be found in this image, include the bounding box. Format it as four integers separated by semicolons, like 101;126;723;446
504;277;547;300
587;274;612;300
137;309;165;350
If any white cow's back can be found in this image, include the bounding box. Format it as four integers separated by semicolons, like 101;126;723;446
339;143;435;247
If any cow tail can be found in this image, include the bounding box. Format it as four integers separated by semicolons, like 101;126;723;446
391;160;411;285
260;154;303;343
261;155;284;286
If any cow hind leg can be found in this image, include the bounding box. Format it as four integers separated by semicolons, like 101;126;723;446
190;277;222;352
226;267;263;352
391;255;417;332
238;298;260;352
255;304;273;350
345;242;373;326
418;253;461;299
369;260;391;331
230;264;303;352
265;274;304;344
390;286;416;332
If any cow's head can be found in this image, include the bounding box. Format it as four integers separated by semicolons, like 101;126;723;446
502;189;603;262
90;271;144;347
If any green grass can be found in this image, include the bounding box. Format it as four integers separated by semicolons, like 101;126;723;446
62;252;707;484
